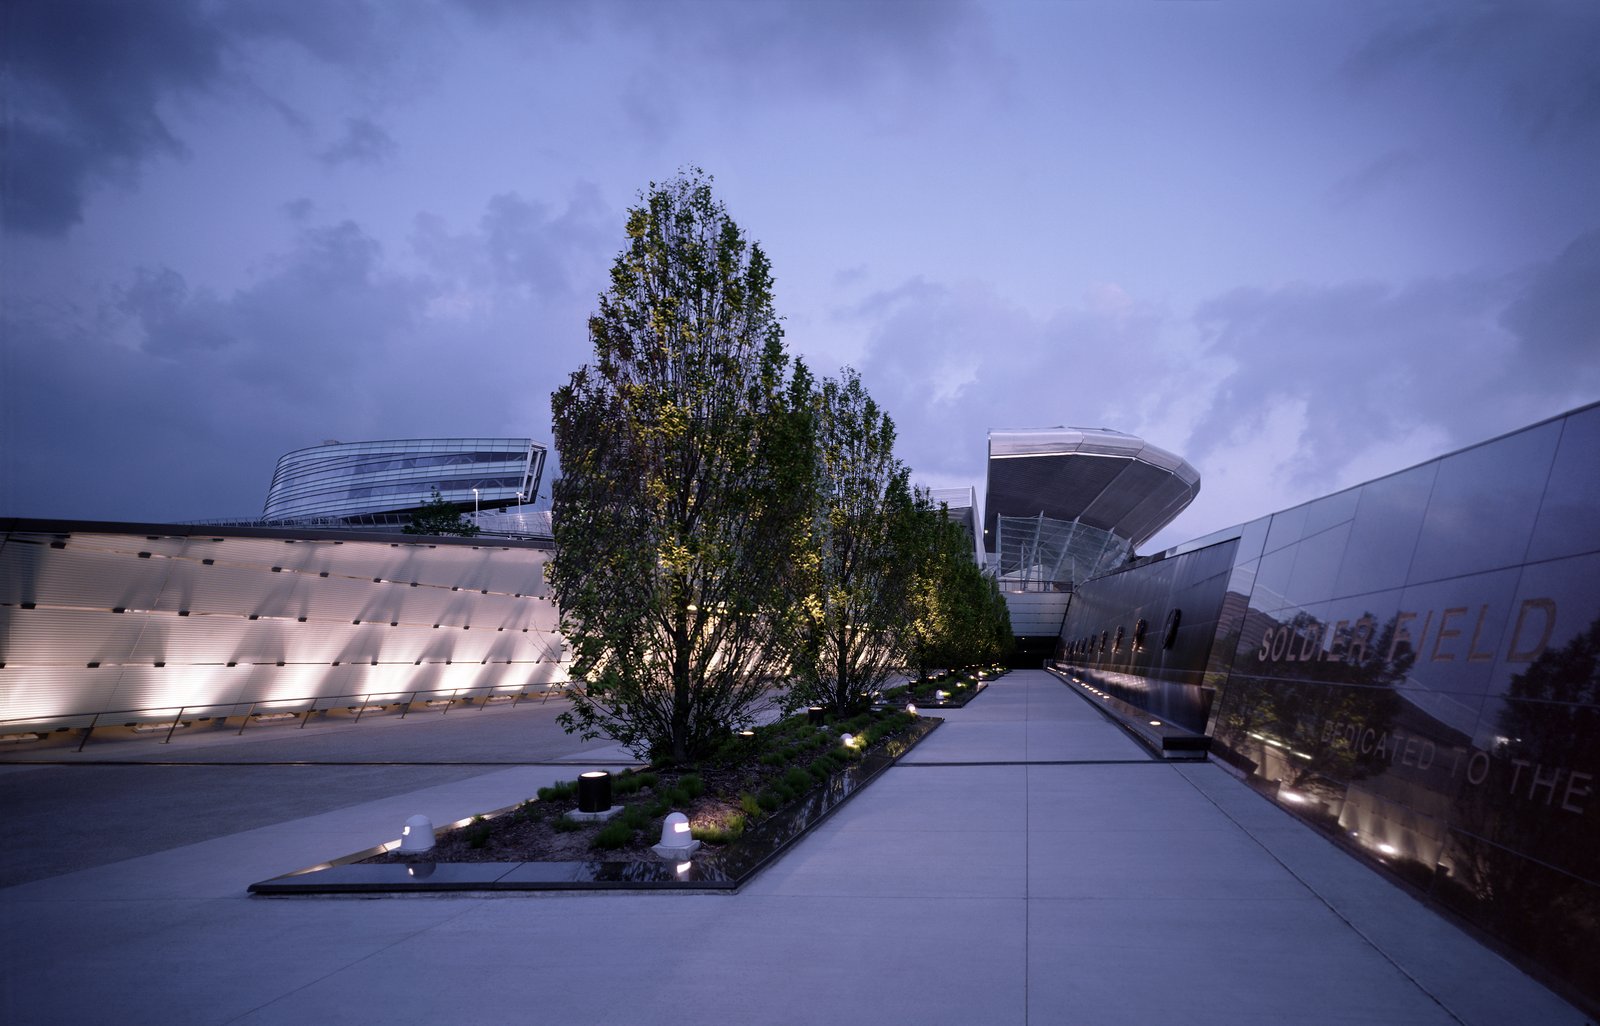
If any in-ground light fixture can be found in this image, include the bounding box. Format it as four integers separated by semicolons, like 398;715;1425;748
399;814;435;852
652;812;700;860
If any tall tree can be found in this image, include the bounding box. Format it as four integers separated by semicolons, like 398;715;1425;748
904;506;1012;676
548;170;816;763
792;369;919;713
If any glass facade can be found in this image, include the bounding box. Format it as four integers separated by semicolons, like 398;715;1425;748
994;513;1130;591
1055;402;1600;1011
262;438;545;523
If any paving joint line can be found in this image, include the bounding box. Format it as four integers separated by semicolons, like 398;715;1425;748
1172;764;1468;1026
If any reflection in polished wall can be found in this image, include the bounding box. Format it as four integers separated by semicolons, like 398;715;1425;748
0;519;569;732
1057;402;1600;1013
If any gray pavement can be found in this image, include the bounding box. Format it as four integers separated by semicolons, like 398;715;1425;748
0;671;1588;1025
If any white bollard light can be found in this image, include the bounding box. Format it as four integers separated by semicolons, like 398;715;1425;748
651;811;701;860
399;814;435;852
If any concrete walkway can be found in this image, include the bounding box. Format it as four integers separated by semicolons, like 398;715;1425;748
0;671;1587;1025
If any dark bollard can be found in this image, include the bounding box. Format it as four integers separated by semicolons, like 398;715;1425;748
578;771;612;813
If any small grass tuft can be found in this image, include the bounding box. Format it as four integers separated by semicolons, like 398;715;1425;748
537;780;577;802
691;814;745;845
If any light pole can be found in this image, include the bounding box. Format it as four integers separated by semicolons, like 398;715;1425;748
472;487;479;522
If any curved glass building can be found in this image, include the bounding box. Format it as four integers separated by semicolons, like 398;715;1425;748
262;438;546;524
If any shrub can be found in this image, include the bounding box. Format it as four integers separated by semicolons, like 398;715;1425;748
757;789;782;812
739;792;763;818
552;815;586;833
678;773;705;799
783;766;812;794
592;821;634;850
466;815;491;849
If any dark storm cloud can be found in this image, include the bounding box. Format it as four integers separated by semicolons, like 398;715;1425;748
3;0;225;235
118;267;236;356
1500;227;1600;381
3;188;614;520
319;117;397;166
452;0;1003;137
845;226;1600;514
1346;2;1600;144
852;278;1169;484
1325;149;1420;209
1186;227;1600;490
2;0;418;236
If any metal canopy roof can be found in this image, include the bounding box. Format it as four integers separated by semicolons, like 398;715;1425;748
983;427;1200;553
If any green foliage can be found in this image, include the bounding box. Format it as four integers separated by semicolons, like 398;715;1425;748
739;792;763;818
552;815;585;833
401;489;481;537
537;780;577;802
904;504;1014;676
677;773;705;799
791;369;922;716
549;168;818;764
612;771;657;797
592;820;635;849
691;814;745;844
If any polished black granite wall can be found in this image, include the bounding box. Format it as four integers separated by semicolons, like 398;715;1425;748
1057;402;1600;1012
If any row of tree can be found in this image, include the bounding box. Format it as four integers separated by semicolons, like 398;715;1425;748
547;170;1011;763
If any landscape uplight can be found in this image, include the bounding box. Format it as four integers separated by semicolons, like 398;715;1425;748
652;812;701;860
399;814;435;852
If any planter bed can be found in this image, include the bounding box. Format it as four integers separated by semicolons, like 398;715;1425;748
249;712;940;895
894;666;1006;710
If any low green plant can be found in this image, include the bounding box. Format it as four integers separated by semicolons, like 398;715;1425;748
757;789;782;812
466;815;492;849
537;780;577;802
739;792;763;818
678;773;704;799
552;814;586;833
592;820;634;850
691;814;745;844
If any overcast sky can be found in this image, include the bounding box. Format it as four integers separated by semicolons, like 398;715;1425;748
4;0;1597;551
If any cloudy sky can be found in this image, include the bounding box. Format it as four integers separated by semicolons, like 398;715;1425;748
4;0;1598;552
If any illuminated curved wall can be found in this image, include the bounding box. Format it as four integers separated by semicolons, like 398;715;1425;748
0;519;568;730
1056;401;1600;1012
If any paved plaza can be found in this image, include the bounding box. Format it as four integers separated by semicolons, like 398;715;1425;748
0;672;1587;1025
